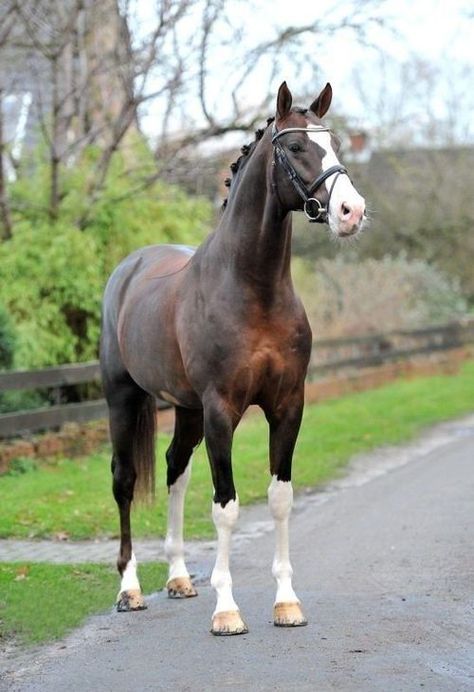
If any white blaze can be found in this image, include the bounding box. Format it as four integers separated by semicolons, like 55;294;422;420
306;128;365;233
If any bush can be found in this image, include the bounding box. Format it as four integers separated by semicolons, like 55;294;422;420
0;305;16;369
292;255;468;338
0;305;48;412
1;141;212;368
0;389;47;414
0;222;103;367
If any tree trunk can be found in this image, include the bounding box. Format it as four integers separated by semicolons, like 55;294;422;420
49;55;60;222
0;88;12;241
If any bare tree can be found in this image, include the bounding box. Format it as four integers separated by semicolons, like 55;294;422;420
0;0;16;238
351;53;474;148
0;87;12;239
0;0;388;230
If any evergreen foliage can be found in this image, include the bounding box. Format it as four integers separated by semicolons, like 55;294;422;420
0;304;15;370
0;142;212;368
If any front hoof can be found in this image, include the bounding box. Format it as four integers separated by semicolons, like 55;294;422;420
211;610;248;636
273;602;307;627
116;589;147;612
167;576;198;599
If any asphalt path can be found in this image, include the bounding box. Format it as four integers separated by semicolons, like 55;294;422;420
2;416;474;691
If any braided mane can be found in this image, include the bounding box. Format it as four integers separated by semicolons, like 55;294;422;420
222;117;275;210
221;107;310;210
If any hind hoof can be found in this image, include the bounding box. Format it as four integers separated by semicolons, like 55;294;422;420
167;576;198;599
116;589;147;612
273;602;307;627
211;610;248;636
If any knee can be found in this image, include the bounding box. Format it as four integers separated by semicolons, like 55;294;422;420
268;476;293;521
212;496;239;530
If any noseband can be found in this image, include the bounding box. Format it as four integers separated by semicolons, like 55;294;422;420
271;125;348;223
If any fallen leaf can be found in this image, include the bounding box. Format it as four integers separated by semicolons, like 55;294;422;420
55;531;70;542
14;566;30;581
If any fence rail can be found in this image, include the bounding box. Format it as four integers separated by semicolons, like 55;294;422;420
0;361;101;391
1;319;473;439
308;320;474;377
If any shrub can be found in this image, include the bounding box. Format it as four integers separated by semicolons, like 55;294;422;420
0;305;48;412
292;255;468;338
0;222;103;367
1;141;212;368
0;305;16;369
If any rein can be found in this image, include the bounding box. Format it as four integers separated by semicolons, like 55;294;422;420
271;125;348;223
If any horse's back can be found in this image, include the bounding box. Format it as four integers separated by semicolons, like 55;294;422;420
102;244;195;328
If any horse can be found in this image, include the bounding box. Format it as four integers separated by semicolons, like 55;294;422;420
100;81;366;636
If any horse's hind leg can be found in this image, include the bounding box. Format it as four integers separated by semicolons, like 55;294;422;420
106;376;155;612
165;406;203;599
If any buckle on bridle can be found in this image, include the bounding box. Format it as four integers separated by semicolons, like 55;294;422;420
303;197;326;223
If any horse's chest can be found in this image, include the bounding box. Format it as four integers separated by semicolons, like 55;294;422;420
248;337;300;378
246;317;311;381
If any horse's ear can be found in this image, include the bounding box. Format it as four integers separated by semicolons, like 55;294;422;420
310;83;332;118
276;81;292;119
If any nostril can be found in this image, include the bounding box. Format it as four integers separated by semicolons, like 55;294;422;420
341;203;351;218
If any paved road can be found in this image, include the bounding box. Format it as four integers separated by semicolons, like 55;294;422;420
2;417;474;691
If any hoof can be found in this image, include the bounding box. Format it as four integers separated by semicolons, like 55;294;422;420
116;589;147;612
167;576;198;599
211;610;249;636
273;602;307;627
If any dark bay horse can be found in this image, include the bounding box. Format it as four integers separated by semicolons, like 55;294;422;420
100;81;366;635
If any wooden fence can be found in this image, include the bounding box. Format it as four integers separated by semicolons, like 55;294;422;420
1;319;473;439
308;320;474;377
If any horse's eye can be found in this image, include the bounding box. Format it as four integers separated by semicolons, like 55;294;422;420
288;142;302;153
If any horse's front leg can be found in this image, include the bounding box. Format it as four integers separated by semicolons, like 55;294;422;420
203;394;248;636
267;396;307;627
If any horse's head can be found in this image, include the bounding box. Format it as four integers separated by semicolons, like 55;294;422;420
272;81;366;237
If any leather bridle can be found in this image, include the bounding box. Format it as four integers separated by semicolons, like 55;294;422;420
271;124;348;223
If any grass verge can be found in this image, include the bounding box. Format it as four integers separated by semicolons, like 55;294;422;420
1;361;474;541
0;561;167;646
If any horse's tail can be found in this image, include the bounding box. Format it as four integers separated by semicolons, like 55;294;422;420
133;393;157;503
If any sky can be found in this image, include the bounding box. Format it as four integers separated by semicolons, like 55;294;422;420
315;0;472;110
248;0;472;123
308;0;474;141
139;0;474;145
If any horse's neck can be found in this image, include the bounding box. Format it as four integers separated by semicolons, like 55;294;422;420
214;146;293;291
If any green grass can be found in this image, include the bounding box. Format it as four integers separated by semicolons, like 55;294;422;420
1;361;474;541
1;362;474;648
0;561;167;645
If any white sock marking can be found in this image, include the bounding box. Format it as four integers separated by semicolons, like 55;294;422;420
211;497;240;615
119;552;140;593
165;460;192;582
268;476;299;604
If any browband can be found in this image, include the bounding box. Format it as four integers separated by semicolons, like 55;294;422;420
271;126;332;142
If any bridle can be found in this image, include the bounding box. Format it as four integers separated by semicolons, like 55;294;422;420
271;124;348;223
